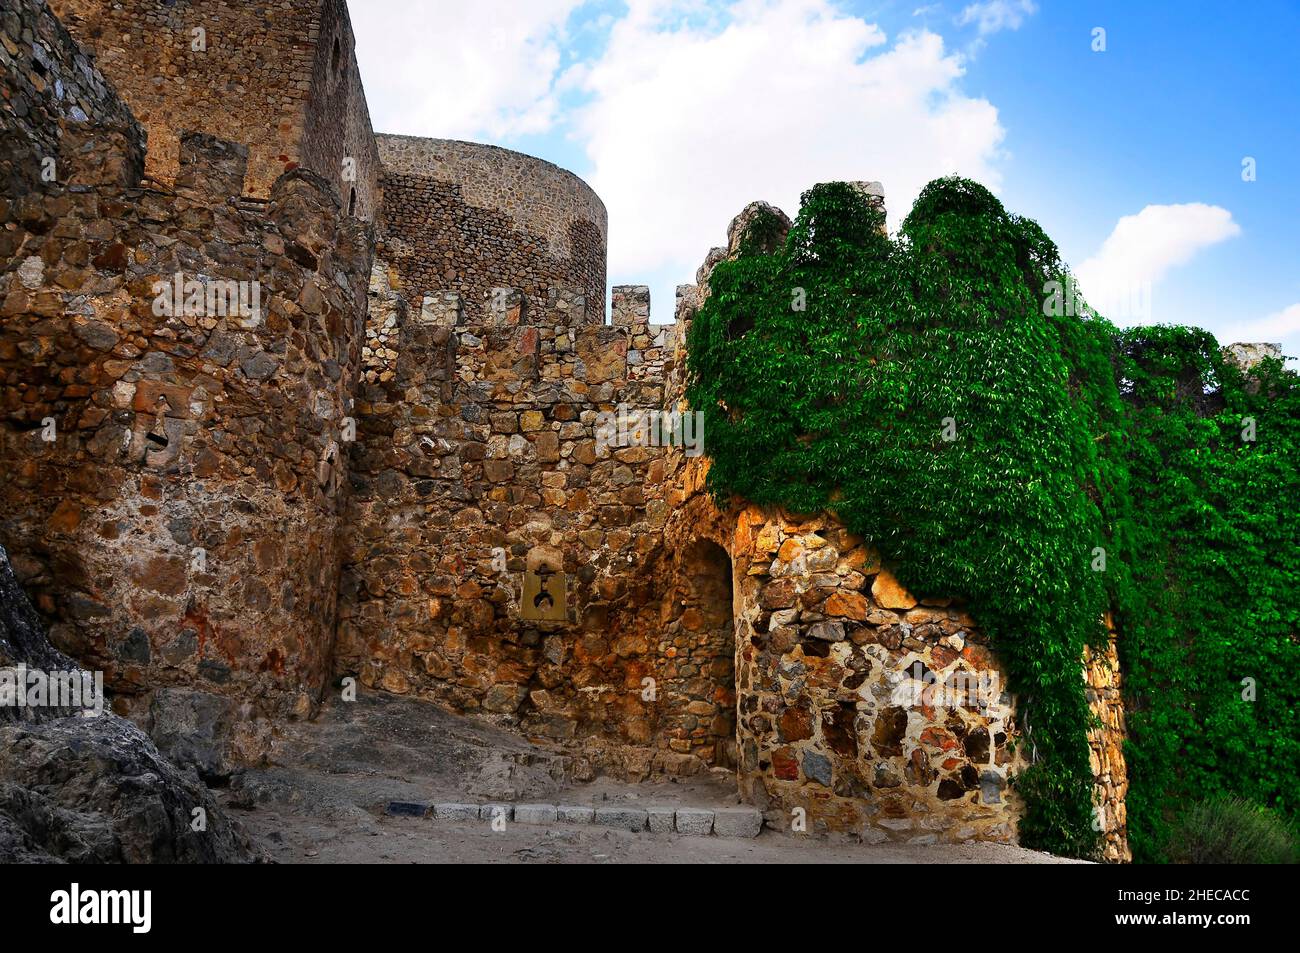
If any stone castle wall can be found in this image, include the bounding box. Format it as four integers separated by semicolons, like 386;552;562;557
702;498;1027;842
2;0;1136;857
1086;626;1131;862
337;281;693;775
0;0;142;197
374;135;607;323
335;197;1035;845
45;0;381;217
1;0;373;715
655;227;1027;843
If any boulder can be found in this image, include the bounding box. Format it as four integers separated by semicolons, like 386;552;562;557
0;543;258;863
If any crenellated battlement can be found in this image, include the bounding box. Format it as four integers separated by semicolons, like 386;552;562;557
360;273;681;398
45;0;382;218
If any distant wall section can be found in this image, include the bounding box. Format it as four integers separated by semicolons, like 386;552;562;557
375;135;607;323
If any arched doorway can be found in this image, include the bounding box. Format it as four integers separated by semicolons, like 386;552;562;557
660;539;737;769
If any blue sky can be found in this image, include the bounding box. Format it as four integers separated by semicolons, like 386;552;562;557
351;0;1300;358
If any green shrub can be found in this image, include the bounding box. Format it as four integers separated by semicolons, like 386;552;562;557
1167;798;1299;864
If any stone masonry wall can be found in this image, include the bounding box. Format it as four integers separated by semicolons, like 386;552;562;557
1086;625;1131;862
46;0;380;218
339;190;1031;843
337;282;692;778
666;199;1130;849
672;488;1028;843
0;0;373;715
375;135;607;324
0;0;142;198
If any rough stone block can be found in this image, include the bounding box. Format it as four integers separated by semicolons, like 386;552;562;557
859;826;889;845
557;805;594;824
385;800;429;818
479;803;513;821
611;285;650;326
712;807;763;838
420;291;462;327
647;807;675;833
513;803;559;825
593;806;648;831
176;131;249;200
674;808;715;836
432;802;479;822
547;286;588;326
487;287;525;327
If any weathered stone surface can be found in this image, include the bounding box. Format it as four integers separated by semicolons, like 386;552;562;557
557;805;594;824
513;803;559;825
0;543;257;863
727;201;792;256
140;687;272;783
712;807;763;838
674;808;715;836
1085;629;1132;862
871;569;917;610
432;803;479;822
807;620;846;642
377;136;606;324
593;806;648;831
0;0;1139;863
825;590;869;619
647;806;675;833
45;0;381;214
1222;341;1282;372
0;716;259;863
802;750;833;786
1;3;374;718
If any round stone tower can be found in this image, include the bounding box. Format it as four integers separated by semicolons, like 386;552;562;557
374;135;608;323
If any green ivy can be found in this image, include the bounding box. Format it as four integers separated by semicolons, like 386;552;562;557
1115;328;1300;861
685;177;1300;860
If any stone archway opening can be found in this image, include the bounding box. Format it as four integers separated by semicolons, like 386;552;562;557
662;539;737;770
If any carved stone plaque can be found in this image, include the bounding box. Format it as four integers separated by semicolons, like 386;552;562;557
521;570;567;622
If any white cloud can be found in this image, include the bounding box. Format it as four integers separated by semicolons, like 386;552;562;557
349;0;583;139
1074;204;1241;322
572;0;1007;299
1220;303;1300;343
957;0;1037;36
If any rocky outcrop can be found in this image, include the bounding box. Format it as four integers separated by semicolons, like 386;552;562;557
0;542;258;862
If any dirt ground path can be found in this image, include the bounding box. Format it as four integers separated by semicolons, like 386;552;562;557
236;810;1081;864
221;693;1081;864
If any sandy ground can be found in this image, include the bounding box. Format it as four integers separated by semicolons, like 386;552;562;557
237;811;1081;864
221;693;1082;864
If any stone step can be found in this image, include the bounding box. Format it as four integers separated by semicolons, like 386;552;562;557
388;800;763;838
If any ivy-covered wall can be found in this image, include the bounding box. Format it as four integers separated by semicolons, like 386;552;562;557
1114;329;1300;861
685;177;1299;860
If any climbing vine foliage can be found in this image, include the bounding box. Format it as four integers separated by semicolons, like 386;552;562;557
686;178;1300;860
